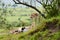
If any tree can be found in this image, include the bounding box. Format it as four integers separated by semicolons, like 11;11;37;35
0;0;2;6
13;0;59;18
0;1;8;28
12;4;17;8
13;0;46;18
36;0;59;18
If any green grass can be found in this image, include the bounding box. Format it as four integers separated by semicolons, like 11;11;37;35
0;7;60;40
0;17;60;40
5;8;37;23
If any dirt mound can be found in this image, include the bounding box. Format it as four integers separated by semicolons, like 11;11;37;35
45;19;60;32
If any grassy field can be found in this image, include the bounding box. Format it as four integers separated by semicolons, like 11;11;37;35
1;7;60;40
5;8;37;23
0;17;60;40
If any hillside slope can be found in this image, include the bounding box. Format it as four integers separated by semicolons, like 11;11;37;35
0;17;60;40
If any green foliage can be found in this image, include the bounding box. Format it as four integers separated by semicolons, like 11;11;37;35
0;17;60;40
0;7;33;29
43;0;59;18
0;0;60;40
